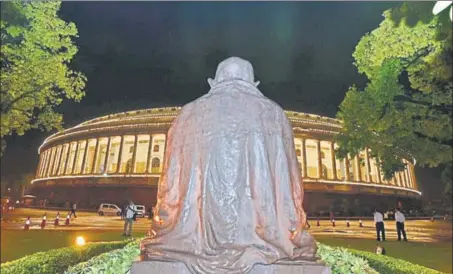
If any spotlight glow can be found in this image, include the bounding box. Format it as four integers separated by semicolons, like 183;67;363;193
76;236;86;246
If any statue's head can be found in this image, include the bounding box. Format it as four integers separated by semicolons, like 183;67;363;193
208;57;260;88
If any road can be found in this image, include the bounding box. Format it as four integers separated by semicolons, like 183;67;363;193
1;208;451;243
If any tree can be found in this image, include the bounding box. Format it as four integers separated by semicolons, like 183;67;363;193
0;1;86;157
336;3;452;189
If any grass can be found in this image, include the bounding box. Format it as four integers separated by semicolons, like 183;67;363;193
1;229;451;273
0;229;146;263
316;235;452;273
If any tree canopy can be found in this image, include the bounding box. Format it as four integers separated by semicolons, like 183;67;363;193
0;1;86;156
336;2;452;189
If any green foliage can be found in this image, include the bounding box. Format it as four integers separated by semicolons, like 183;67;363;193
0;1;86;155
65;238;142;274
0;240;130;274
336;2;452;182
348;249;444;274
316;243;378;274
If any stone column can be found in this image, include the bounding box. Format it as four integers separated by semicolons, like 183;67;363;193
410;164;418;190
36;154;44;178
376;160;382;184
71;142;80;174
63;144;71;175
45;148;55;177
80;141;89;175
365;149;371;183
146;135;153;173
103;137;112;174
161;133;168;173
403;164;410;188
345;157;350;181
38;151;48;178
301;139;308;177
355;156;361;182
54;146;64;176
131;135;138;173
398;172;404;188
116;136;124;173
316;140;322;178
91;138;100;174
330;142;337;180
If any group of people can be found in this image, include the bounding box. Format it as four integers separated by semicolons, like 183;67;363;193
374;208;407;242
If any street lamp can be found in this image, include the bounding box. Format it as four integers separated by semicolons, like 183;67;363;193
75;236;86;246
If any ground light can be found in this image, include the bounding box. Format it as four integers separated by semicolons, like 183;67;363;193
75;236;86;246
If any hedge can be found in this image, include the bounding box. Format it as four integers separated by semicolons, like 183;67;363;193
65;238;142;274
348;249;444;274
0;240;132;274
66;240;378;274
316;243;378;274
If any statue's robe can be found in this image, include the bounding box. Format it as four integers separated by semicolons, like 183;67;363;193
142;59;316;274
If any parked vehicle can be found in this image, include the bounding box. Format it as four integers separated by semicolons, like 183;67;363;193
98;203;122;216
135;205;146;218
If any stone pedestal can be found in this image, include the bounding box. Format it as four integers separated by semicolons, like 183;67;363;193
131;258;331;274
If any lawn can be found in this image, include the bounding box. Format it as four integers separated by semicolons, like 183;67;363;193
1;229;451;273
0;229;146;263
317;235;452;273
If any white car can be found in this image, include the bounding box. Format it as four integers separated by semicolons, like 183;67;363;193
135;205;146;218
98;203;122;216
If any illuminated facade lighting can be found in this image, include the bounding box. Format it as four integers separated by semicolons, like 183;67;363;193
31;106;420;200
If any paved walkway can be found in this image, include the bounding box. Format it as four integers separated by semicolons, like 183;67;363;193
2;208;451;243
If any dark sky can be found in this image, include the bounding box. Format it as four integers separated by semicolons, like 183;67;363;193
1;1;443;200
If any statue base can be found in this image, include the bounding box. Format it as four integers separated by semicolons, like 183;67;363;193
131;257;331;274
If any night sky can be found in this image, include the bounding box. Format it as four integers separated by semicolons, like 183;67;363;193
1;2;443;199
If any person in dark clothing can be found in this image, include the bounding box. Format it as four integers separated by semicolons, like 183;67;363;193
69;203;77;219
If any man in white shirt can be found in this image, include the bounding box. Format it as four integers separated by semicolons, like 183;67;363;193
395;208;407;241
122;200;137;237
373;209;385;241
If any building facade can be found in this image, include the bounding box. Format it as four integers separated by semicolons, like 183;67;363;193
30;107;421;213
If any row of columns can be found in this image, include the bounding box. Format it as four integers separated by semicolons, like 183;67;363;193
36;134;417;191
36;133;166;178
296;138;416;189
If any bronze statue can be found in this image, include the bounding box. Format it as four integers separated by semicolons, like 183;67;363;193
141;57;317;274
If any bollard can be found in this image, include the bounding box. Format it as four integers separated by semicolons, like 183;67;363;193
317;219;320;227
359;219;363;227
40;213;47;229
332;219;335;227
65;213;70;225
24;217;31;231
346;220;350;227
54;212;60;226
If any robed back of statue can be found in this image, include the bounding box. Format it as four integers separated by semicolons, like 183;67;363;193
141;57;317;274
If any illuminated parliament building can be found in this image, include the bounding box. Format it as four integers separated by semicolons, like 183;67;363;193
30;107;421;213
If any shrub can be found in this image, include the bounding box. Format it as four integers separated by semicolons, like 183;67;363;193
0;240;132;274
65;239;142;274
316;243;378;274
348;249;444;274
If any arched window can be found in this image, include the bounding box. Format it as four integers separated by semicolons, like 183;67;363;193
151;157;161;173
296;149;302;157
153;145;160;152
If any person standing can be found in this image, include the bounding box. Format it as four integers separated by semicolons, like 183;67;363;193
395;208;408;241
122;200;137;237
374;209;385;241
70;202;77;219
